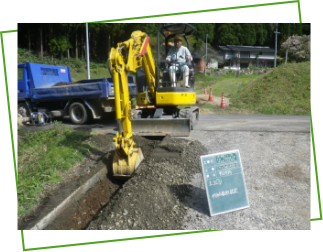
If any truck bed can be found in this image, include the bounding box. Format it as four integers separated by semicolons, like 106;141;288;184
30;76;136;101
31;82;104;101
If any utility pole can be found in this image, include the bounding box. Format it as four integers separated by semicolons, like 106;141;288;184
205;34;208;76
86;23;91;79
237;53;240;77
274;23;280;68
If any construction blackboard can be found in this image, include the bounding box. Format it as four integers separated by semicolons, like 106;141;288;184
200;150;249;216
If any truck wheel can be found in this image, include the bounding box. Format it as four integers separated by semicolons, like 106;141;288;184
69;102;88;124
18;102;30;117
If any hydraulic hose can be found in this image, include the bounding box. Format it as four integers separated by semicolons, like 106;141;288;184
107;58;113;77
144;86;153;105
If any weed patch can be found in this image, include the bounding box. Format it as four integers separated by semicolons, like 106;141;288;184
230;62;310;115
17;122;99;217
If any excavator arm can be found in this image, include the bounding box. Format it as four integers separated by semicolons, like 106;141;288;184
109;31;156;177
109;24;200;177
109;29;197;177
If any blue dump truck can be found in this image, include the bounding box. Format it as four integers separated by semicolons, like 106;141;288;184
18;62;137;124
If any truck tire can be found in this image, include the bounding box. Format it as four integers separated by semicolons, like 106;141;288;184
69;102;88;124
18;102;31;117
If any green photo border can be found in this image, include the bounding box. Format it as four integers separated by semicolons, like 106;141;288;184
6;0;322;251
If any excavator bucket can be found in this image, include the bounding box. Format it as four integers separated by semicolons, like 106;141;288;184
113;147;144;178
131;118;191;136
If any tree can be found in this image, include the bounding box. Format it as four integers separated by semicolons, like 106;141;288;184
302;24;311;35
240;24;257;45
191;23;215;47
280;35;310;62
28;25;31;52
284;24;291;64
292;23;303;36
48;35;72;59
144;23;160;34
217;24;241;45
256;24;268;45
264;24;275;47
102;23;129;60
39;26;43;60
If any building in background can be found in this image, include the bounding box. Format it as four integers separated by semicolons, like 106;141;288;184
219;45;275;69
193;56;219;73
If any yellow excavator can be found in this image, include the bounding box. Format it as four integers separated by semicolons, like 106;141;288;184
109;23;199;178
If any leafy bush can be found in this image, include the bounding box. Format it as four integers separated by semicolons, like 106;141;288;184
48;36;72;58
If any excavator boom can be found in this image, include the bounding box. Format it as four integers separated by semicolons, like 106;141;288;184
110;27;198;177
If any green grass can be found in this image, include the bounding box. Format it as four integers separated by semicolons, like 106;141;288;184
194;63;310;115
69;66;110;82
18;48;111;82
230;62;310;115
17;122;99;217
195;72;259;98
200;103;215;110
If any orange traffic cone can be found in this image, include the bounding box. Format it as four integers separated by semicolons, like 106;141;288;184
220;92;226;108
204;87;207;95
208;88;213;101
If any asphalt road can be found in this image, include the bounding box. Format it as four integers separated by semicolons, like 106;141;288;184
194;114;310;132
54;114;310;133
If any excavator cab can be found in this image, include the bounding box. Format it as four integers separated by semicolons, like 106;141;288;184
133;23;199;132
157;23;196;90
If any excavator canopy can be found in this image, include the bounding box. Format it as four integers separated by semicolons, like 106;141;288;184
159;23;195;39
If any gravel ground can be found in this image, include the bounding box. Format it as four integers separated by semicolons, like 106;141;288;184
87;135;208;230
18;115;310;230
87;130;310;230
184;130;310;230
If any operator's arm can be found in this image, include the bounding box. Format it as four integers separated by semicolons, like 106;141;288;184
166;48;174;62
185;47;192;61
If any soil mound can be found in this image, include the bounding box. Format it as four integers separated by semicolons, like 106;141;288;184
53;82;80;86
87;135;208;230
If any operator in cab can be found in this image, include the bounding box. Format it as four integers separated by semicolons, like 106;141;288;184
166;34;192;88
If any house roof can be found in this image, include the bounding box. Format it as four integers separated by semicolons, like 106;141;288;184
219;45;275;53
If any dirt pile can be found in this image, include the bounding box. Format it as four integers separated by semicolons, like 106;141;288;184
87;135;208;230
53;82;80;86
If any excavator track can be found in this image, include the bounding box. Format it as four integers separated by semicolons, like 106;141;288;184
178;106;199;130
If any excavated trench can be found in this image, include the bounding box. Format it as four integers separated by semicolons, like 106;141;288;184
18;123;311;230
87;135;208;230
44;135;164;230
19;133;207;230
43;164;122;230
